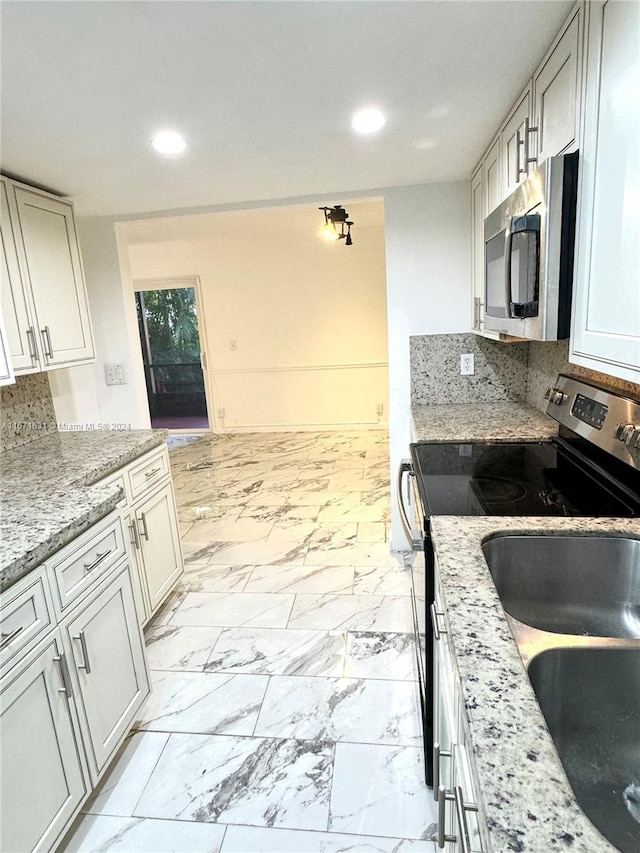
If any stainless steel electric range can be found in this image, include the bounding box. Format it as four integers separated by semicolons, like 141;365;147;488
399;374;640;785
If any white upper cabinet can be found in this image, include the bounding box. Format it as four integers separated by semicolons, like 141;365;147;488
482;136;502;217
13;184;95;368
0;175;95;374
501;86;534;196
0;310;15;386
1;178;40;374
533;5;584;163
571;0;640;382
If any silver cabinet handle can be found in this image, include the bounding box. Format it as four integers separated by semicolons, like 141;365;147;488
137;512;149;541
524;116;539;168
431;603;447;641
26;326;39;365
84;549;111;573
517;117;538;180
433;742;452;801
437;785;456;848
454;785;479;853
1;625;23;649
129;519;140;550
145;467;161;479
516;126;526;180
72;631;91;674
53;652;74;698
40;325;54;359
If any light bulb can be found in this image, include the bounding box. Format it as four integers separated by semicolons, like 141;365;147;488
152;130;187;155
351;108;386;135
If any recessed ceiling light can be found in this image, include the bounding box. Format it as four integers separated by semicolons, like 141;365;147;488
351;108;386;135
151;130;187;155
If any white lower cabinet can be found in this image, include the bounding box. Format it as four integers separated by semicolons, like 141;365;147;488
131;480;183;616
0;541;150;853
0;634;87;853
433;562;484;853
63;565;150;783
98;444;184;625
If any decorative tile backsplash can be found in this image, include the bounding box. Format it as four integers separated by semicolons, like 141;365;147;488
410;333;530;404
0;373;57;453
411;334;640;414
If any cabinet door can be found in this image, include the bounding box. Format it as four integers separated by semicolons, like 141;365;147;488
501;87;533;196
0;636;87;853
533;6;583;162
482;137;501;216
123;509;151;626
570;0;640;383
136;481;184;614
0;309;15;386
12;185;95;368
470;165;484;331
1;178;40;373
65;566;150;782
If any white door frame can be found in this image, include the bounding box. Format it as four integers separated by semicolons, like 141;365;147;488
133;275;216;432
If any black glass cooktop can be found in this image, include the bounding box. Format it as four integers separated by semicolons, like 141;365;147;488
410;439;640;518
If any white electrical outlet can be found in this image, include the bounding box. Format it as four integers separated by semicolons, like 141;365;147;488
460;353;475;376
376;402;384;416
229;340;237;351
217;407;226;419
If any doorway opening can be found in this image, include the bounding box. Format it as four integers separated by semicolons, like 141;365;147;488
134;281;210;431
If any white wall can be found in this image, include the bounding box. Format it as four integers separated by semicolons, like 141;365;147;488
384;182;471;549
126;202;389;430
49;218;150;429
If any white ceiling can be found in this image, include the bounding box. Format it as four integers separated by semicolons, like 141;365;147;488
1;0;573;217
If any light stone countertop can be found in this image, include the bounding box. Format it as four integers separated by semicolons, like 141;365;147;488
430;515;640;853
1;429;167;591
411;401;558;443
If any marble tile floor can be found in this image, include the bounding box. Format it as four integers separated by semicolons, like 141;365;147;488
61;429;437;853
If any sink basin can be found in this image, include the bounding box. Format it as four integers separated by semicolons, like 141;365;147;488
528;647;640;853
482;535;640;637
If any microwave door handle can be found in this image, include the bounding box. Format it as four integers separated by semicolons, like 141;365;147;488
509;215;541;318
503;222;513;318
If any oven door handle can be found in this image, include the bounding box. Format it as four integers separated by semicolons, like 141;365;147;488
397;459;422;551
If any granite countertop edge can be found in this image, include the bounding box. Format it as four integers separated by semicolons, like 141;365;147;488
430;515;640;853
411;401;558;444
0;429;169;592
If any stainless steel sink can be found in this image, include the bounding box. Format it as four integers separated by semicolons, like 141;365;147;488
482;535;640;638
528;647;640;853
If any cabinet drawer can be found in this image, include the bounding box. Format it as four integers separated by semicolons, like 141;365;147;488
96;470;129;506
128;445;169;501
0;567;54;672
49;515;126;614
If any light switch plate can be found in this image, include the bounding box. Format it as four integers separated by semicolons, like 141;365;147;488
104;363;127;385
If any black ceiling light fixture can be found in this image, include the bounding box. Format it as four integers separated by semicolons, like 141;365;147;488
319;205;353;246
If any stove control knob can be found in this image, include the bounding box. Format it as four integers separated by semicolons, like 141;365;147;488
550;389;567;406
615;423;638;445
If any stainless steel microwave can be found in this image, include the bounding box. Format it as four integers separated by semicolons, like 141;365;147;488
483;152;578;340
